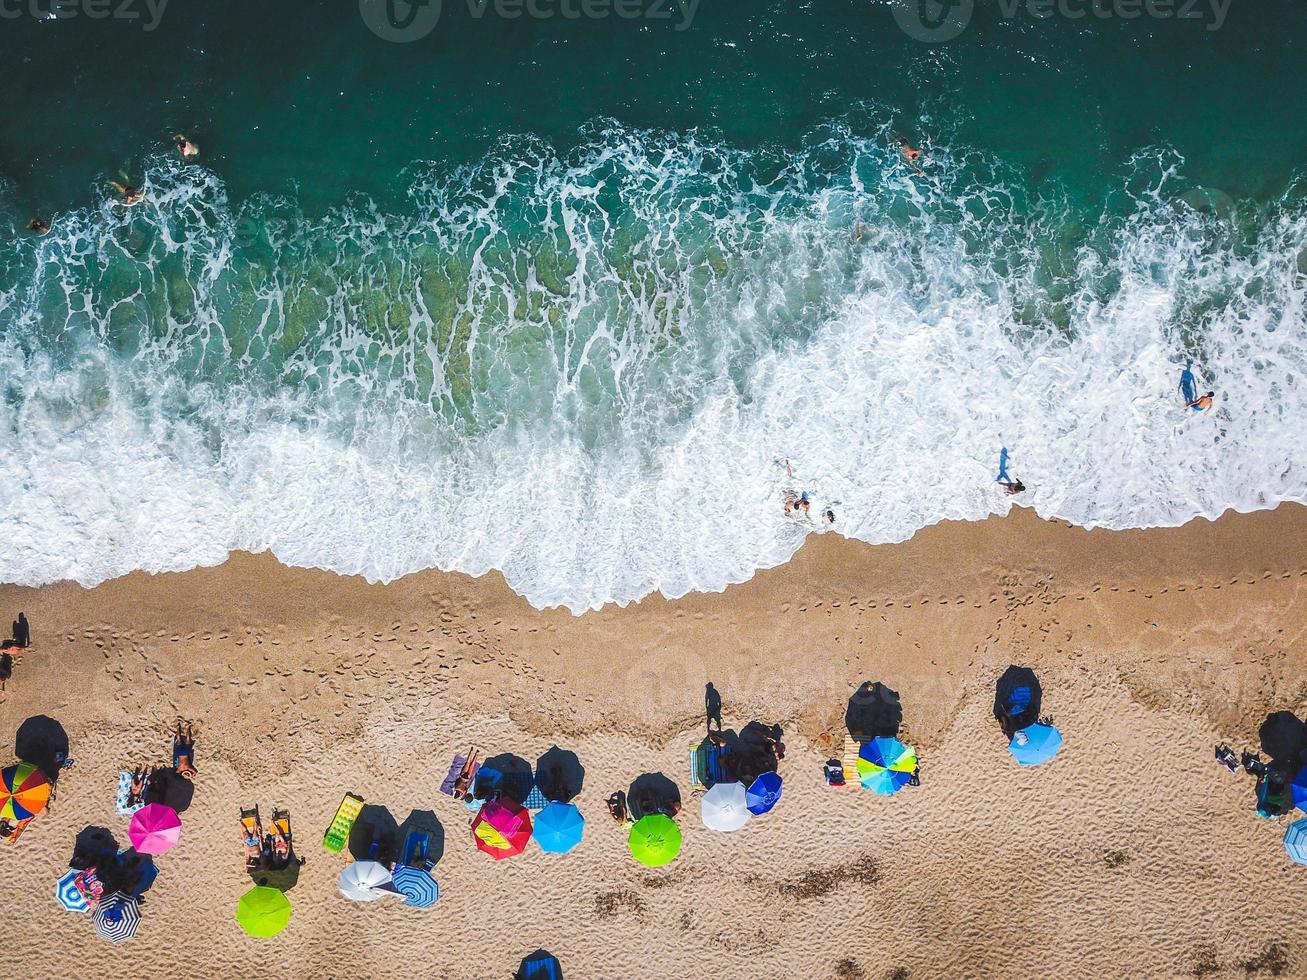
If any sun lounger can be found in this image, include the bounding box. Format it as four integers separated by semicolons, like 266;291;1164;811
689;740;731;792
842;735;864;783
241;806;265;870
269;808;292;867
322;792;364;853
400;830;433;870
116;771;147;816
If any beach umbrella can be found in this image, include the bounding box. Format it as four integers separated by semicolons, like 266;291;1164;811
128;803;182;855
701;781;752;832
746;772;783;815
1008;723;1063;766
338;861;395;901
1291;768;1307;813
236;885;292;937
856;737;917;795
0;762;51;821
55;869;88;913
471;799;532;860
533;801;585;854
1285;818;1307;866
390;865;440;908
92;892;141;943
628;813;682;867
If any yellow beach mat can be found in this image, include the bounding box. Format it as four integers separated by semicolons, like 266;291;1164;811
843;736;864;782
322;793;364;853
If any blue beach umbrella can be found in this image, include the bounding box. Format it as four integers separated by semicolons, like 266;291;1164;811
745;772;783;815
93;892;141;943
534;801;585;854
1285;818;1307;866
389;865;440;908
1008;723;1063;766
1291;768;1307;813
55;869;89;913
856;737;918;796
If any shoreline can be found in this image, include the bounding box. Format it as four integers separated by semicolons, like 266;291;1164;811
2;504;1306;976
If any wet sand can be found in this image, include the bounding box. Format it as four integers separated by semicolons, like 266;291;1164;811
2;504;1306;979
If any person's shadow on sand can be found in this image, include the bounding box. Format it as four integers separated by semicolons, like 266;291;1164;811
845;682;904;741
627;772;680;821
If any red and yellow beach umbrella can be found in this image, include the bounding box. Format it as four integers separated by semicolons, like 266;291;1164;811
1;763;52;821
470;799;532;860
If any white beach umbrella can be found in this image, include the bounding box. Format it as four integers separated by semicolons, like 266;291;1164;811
701;781;752;832
338;860;395;902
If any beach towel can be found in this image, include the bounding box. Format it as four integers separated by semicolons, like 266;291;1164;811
439;755;467;797
116;772;145;816
689;741;731;792
842;736;864;783
524;784;548;810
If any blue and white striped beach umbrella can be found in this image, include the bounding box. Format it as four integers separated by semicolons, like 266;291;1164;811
93;892;141;943
389;865;440;908
55;869;89;913
1285;818;1307;866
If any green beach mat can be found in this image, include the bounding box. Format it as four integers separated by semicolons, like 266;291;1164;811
322;792;364;853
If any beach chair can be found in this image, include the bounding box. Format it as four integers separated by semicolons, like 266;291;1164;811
322;792;364;853
241;806;265;870
400;829;433;871
269;808;293;867
842;735;864;784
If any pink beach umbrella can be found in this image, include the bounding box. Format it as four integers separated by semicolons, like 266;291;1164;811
129;803;182;855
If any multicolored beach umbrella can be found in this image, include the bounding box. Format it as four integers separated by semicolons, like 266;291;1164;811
339;861;395;901
55;869;89;913
471;798;533;860
236;886;292;937
628;813;682;867
390;865;440;908
128;803;182;855
1285;818;1307;866
1008;722;1063;766
856;737;917;795
533;801;585;854
1291;768;1307;813
93;892;141;943
701;781;752;832
746;772;783;815
0;762;51;821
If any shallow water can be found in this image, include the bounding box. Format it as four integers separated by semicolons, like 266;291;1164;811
1;1;1305;610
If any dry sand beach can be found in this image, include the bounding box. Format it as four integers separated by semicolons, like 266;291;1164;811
3;504;1307;979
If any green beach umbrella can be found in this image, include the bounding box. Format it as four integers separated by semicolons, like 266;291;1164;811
628;813;682;867
236;885;292;938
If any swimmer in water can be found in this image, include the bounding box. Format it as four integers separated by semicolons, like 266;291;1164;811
892;132;925;177
854;222;869;242
1187;391;1215;413
823;509;835;524
27;218;50;235
174;134;199;159
108;179;144;206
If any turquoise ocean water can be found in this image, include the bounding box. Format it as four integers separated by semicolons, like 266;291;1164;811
1;0;1305;610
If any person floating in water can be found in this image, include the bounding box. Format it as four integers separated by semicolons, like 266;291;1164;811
996;447;1025;495
892;131;925;177
27;218;50;235
174;134;199;159
108;177;144;207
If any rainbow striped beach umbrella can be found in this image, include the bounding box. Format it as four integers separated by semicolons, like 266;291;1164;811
1;762;51;821
471;799;532;860
856;738;917;796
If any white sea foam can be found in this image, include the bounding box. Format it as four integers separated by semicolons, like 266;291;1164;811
1;128;1304;611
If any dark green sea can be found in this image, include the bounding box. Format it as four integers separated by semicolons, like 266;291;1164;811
1;0;1304;609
